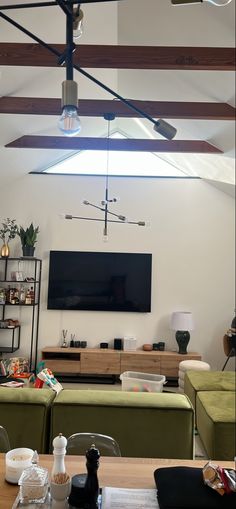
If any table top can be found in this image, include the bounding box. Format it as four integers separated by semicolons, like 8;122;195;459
0;454;234;509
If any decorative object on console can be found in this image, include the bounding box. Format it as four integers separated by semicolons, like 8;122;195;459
61;329;68;348
17;222;39;257
153;342;165;351
143;344;153;351
123;336;137;351
0;218;18;258
114;338;123;350
100;342;108;349
171;311;194;354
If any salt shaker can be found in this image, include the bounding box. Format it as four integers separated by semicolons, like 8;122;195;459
52;433;67;478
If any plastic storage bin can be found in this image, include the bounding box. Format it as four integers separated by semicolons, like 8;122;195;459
120;371;166;393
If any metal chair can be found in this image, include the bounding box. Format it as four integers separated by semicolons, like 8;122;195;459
0;425;11;453
66;432;121;457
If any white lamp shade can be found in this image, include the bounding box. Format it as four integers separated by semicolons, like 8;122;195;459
171;312;194;331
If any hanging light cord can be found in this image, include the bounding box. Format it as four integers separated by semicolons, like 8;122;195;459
103;117;111;237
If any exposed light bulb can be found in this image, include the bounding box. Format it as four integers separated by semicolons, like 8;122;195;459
103;232;109;243
58;106;81;136
73;7;84;40
73;19;83;40
171;0;232;5
206;0;232;4
58;80;81;136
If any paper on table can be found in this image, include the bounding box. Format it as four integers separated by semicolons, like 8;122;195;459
101;487;159;509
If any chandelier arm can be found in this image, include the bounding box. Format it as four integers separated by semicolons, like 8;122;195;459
67;216;143;225
84;202;105;213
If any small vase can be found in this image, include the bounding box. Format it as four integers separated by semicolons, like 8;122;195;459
1;243;10;258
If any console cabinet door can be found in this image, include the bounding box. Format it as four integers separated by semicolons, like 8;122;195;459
80;352;120;374
121;353;160;374
43;359;81;374
160;353;202;377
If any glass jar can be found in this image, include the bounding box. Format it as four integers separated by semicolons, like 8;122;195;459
18;461;49;504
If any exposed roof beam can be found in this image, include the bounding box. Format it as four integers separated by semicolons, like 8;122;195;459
0;43;235;70
0;97;235;120
5;136;223;153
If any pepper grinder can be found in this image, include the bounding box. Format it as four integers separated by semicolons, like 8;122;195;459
84;445;100;509
68;445;100;509
51;433;67;478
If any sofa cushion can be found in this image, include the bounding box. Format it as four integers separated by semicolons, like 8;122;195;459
0;388;56;453
184;371;235;410
196;391;236;461
50;390;194;459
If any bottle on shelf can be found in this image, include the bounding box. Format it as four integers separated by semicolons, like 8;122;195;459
25;289;31;305
19;286;26;304
14;288;19;305
30;286;35;304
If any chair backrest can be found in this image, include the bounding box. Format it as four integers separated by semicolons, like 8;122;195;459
66;432;121;457
0;425;11;453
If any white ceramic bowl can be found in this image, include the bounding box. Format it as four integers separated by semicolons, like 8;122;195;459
5;447;34;484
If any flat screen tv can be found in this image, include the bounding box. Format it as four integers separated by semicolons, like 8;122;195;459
47;251;152;312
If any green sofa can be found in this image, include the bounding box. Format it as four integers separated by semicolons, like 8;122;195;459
0;388;194;458
0;388;55;453
184;371;235;461
50;390;194;459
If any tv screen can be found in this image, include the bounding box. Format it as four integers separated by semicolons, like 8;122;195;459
47;251;152;312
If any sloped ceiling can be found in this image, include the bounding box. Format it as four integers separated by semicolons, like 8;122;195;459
0;0;235;194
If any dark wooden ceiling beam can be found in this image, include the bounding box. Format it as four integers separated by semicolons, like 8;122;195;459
0;43;235;70
0;97;235;120
5;136;223;153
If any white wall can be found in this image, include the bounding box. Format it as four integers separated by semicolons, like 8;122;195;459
0;175;235;370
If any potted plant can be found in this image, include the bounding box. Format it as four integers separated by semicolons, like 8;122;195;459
17;223;40;257
0;218;18;257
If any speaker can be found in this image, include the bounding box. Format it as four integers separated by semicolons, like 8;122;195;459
114;338;123;350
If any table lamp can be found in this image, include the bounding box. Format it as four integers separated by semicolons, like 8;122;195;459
171;312;194;354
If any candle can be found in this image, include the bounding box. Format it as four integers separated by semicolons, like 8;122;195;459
5;448;34;484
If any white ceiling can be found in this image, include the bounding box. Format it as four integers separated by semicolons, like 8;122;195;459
0;0;235;193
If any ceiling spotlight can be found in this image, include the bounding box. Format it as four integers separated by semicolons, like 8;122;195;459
58;80;81;137
153;119;177;140
171;0;232;5
73;5;84;40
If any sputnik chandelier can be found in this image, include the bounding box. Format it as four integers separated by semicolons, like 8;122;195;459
64;113;147;241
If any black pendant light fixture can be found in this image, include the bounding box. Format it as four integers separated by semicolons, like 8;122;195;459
0;0;177;140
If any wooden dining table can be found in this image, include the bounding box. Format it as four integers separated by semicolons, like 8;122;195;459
0;454;234;509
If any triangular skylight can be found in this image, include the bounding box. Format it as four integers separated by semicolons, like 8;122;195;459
43;131;193;178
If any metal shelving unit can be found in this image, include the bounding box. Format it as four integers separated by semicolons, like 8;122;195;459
0;257;42;370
